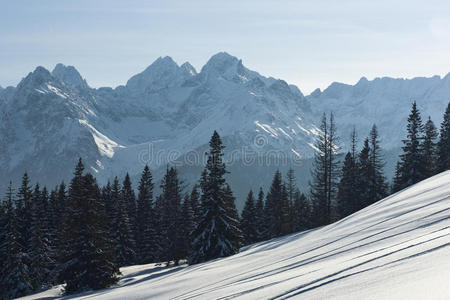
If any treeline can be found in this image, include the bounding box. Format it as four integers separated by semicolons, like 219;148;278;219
0;131;242;298
1;103;449;299
392;101;450;191
240;101;450;244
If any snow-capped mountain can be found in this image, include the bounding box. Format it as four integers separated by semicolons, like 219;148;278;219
0;52;319;194
0;52;448;200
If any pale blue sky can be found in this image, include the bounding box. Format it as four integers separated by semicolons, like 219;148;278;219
1;0;450;94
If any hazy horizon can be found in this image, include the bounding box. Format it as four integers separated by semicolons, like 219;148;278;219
1;0;450;94
2;53;450;96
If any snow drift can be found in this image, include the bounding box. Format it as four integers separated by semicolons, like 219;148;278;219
21;171;450;299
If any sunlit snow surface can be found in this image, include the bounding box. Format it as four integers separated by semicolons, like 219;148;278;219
21;171;450;299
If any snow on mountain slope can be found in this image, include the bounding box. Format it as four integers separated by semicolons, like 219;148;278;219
0;52;448;201
0;52;319;193
22;171;450;300
0;66;102;189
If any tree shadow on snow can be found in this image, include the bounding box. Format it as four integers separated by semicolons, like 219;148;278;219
31;264;186;300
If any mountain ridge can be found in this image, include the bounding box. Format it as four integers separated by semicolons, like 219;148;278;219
0;52;448;206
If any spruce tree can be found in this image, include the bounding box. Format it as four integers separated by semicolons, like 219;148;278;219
101;181;113;227
54;182;67;269
109;178;121;263
285;168;297;232
160;167;184;265
264;170;284;238
265;171;291;238
327;113;340;221
46;187;61;282
188;131;241;264
241;190;257;245
0;182;33;298
0;187;7;292
422;117;438;177
60;159;119;293
337;129;359;217
223;184;242;250
291;191;310;232
153;194;164;261
337;152;358;218
181;194;195;259
136;165;157;263
397;101;426;188
122;173;137;256
16;172;33;254
367;125;388;205
190;184;201;225
112;177;135;267
392;161;403;193
437;102;450;172
254;188;266;241
29;184;54;289
286;169;296;206
309;113;339;226
357;138;371;208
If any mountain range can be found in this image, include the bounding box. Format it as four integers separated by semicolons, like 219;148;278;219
0;52;449;207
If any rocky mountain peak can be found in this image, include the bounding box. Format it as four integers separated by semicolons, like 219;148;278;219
52;63;88;89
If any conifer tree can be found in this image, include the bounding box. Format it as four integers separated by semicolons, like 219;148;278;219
101;181;113;226
181;194;195;259
160;167;184;265
29;184;54;289
223;184;242;250
309;117;329;227
392;161;403;193
136;165;157;263
280;184;291;234
265;171;290;237
357;138;371;208
291;191;310;232
286;169;296;206
285;168;298;232
188;131;241;264
0;187;7;291
254;188;266;241
112;177;135;267
0;181;33;298
422;117;439;177
264;170;283;238
310;113;339;226
337;129;359;217
397;101;426;188
437;102;450;172
108;178;120;263
190;184;201;224
337;152;358;218
54;182;67;267
367;125;388;205
122;173;137;254
350;127;358;160
153;194;164;261
46;187;62;281
16;172;33;253
241;190;257;245
60;160;118;293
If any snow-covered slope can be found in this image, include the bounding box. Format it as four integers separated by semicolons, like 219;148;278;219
22;171;450;299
